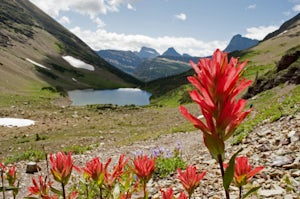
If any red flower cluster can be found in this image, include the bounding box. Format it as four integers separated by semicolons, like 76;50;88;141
160;188;188;199
132;154;156;183
28;175;53;198
180;49;252;159
82;157;111;185
224;156;264;187
49;151;79;185
177;165;206;197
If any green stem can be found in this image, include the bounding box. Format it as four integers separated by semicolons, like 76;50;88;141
143;181;147;199
239;186;242;199
61;182;66;199
218;154;230;199
1;171;5;199
99;186;103;199
85;180;89;198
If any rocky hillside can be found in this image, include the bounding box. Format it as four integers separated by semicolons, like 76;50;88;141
0;0;140;95
97;50;143;74
133;57;191;82
263;13;300;41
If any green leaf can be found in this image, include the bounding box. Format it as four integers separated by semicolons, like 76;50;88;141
203;133;225;161
50;186;63;195
242;186;261;199
0;186;19;191
223;148;243;191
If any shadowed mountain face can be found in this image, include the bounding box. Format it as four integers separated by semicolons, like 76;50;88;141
97;47;200;82
224;34;259;52
0;0;141;94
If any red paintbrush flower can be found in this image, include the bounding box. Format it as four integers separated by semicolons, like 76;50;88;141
28;175;53;198
49;151;78;185
104;154;128;187
160;187;174;199
224;156;264;187
6;164;17;186
160;188;188;199
132;154;156;183
177;165;206;197
180;49;252;160
82;157;111;186
0;162;5;171
177;192;188;199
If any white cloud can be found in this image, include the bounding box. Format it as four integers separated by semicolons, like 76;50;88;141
127;3;136;11
174;13;187;21
58;16;70;25
93;17;106;28
29;0;135;18
70;27;227;57
292;4;300;11
246;4;256;9
245;25;279;40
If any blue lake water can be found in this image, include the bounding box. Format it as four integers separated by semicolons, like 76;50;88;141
68;88;152;106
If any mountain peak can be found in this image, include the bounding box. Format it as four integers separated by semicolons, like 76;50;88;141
224;34;259;52
162;47;181;57
137;47;160;59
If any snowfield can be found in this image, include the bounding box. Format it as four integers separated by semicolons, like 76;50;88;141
0;118;35;127
62;55;95;71
26;58;50;70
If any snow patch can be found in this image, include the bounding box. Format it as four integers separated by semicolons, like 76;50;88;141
26;58;50;70
0;118;35;127
145;50;155;54
116;88;142;92
62;56;95;71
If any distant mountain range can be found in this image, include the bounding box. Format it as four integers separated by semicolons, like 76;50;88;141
97;47;198;82
97;34;259;82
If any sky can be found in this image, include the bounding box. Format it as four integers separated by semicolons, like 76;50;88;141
29;0;300;57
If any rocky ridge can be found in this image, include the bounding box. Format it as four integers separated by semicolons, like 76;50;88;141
6;113;300;198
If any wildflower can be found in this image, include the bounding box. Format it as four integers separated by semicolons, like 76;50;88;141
82;157;111;185
104;154;128;187
132;154;156;198
0;162;5;171
179;49;252;160
6;164;17;186
28;175;53;198
68;191;78;199
160;187;174;199
49;151;78;185
160;188;188;199
224;156;264;187
177;192;188;199
177;165;206;197
132;154;156;183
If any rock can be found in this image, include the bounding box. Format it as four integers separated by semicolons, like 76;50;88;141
272;155;294;167
259;189;284;197
291;170;300;177
284;194;295;199
25;161;39;174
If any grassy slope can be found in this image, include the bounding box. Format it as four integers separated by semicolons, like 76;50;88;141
0;0;141;98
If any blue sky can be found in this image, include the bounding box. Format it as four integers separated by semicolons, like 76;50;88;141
29;0;300;56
